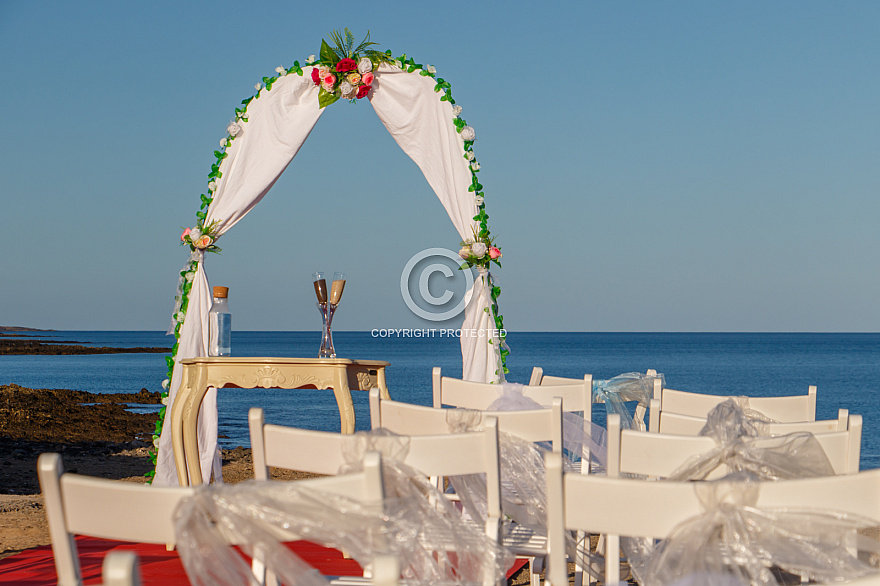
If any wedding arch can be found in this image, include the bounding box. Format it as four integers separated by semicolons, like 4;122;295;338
151;31;509;485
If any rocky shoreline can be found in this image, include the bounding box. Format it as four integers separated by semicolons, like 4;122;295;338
0;336;170;355
0;384;311;559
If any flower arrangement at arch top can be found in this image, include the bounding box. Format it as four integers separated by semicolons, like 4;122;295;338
180;220;221;254
311;29;393;109
459;227;501;269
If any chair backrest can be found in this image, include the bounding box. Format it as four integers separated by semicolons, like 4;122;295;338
38;452;197;586
652;402;850;436
433;366;591;421
40;450;386;586
370;388;563;450
250;405;502;520
650;380;818;422
545;453;880;586
610;412;863;478
607;413;727;480
102;551;141;586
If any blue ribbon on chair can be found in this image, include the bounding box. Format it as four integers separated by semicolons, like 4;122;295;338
592;372;663;431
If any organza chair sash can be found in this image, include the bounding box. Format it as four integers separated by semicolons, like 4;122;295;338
592;372;664;431
483;382;608;470
174;429;512;586
668;399;835;481
625;476;880;586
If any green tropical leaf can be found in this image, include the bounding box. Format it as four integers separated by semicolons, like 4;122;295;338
320;39;338;63
318;88;340;109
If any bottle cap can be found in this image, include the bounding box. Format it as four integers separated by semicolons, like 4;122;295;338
213;286;229;298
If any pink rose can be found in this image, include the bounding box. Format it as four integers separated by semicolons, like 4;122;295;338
335;58;357;73
322;73;336;89
361;71;374;86
180;227;191;242
489;247;502;260
194;235;213;249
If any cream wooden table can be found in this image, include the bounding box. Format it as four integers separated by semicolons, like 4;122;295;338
169;357;390;486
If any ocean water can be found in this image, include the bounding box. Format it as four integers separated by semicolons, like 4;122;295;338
2;331;878;468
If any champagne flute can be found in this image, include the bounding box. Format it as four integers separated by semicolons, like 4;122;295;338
330;272;346;306
312;272;327;305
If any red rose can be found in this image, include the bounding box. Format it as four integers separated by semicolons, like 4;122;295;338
336;58;357;73
311;68;320;85
356;84;371;99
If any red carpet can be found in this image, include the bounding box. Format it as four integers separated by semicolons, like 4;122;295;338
0;536;527;584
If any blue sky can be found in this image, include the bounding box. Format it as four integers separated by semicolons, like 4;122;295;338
1;1;877;332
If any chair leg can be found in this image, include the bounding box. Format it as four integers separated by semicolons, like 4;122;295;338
529;555;543;584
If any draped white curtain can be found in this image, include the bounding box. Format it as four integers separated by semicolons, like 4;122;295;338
153;63;502;487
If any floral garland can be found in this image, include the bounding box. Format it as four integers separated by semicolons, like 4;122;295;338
148;31;508;480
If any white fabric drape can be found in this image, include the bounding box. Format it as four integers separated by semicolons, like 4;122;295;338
154;62;503;486
369;64;502;383
154;72;325;487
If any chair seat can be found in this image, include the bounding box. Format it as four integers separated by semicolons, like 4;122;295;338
501;522;548;556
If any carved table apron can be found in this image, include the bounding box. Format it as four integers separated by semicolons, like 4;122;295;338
170;357;390;486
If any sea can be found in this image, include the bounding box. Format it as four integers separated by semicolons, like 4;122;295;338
2;331;878;469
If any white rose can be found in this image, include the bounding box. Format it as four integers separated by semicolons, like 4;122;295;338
306;55;316;64
459;246;472;259
460;126;476;141
475;195;484;206
340;81;358;99
207;181;217;192
190;250;202;261
161;379;170;390
255;82;262;91
185;272;195;282
220;138;228;148
470;162;481;172
471;242;488;257
358;57;373;74
465;150;475;161
189;227;202;241
161;396;169;405
452;104;463;117
426;65;436;74
275;66;286;74
227;122;242;137
153;436;160;447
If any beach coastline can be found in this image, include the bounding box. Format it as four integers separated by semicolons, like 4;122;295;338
0;384;307;560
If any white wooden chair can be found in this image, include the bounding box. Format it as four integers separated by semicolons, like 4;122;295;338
102;551;141;586
545;452;880;586
651;400;856;436
432;366;593;474
648;378;818;425
249;406;504;585
39;451;387;586
369;389;563;585
434;366;592;422
608;412;863;479
38;452;197;586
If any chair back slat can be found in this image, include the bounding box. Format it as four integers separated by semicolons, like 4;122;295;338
659;385;817;422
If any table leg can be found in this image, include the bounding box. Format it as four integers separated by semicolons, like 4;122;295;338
376;367;391;400
182;381;209;485
332;366;355;434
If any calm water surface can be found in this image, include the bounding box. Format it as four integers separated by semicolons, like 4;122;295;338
2;331;878;468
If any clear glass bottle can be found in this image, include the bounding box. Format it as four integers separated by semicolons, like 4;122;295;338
208;286;231;356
